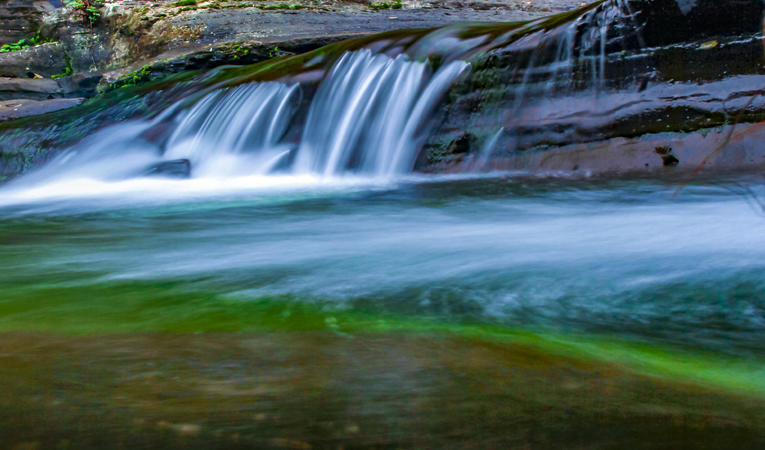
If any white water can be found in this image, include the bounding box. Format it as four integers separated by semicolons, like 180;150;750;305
5;50;468;203
296;50;468;175
4;0;647;196
2;176;765;355
164;82;300;176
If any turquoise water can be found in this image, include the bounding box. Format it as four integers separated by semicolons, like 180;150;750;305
1;174;764;359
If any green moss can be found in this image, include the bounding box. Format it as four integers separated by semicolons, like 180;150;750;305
50;53;73;79
172;0;197;5
257;2;304;9
0;277;763;398
0;31;49;53
65;0;103;25
370;2;403;9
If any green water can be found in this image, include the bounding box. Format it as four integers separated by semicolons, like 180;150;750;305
2;174;765;449
2;176;765;395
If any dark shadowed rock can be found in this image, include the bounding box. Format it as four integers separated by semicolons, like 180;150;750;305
627;0;764;47
446;132;476;155
144;159;191;178
53;72;103;98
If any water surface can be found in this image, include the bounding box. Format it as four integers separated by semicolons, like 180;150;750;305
2;174;763;357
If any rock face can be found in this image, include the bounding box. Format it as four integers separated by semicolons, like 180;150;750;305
0;42;68;78
1;0;764;180
0;97;83;122
419;0;765;175
0;1;61;46
628;0;763;47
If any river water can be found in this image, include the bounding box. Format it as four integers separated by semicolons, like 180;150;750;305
2;173;763;358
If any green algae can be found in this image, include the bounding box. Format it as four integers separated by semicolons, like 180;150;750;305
1;278;763;399
4;327;765;449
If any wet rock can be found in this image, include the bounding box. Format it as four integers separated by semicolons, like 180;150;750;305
446;132;475;155
144;159;191;178
0;77;64;100
0;42;69;78
54;72;103;98
0;72;102;100
0;1;57;46
627;0;763;47
0;97;84;122
425;0;765;175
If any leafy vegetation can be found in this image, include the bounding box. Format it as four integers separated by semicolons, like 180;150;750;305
51;65;73;79
370;2;403;9
0;31;47;53
50;53;74;79
65;0;103;26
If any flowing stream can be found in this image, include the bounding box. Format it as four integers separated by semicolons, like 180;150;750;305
0;0;763;391
2;175;765;359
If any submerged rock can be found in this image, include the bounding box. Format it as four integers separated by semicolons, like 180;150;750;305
143;159;191;178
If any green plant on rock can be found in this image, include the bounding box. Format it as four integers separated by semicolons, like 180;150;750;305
370;2;402;9
172;0;197;6
51;54;73;79
0;31;46;53
232;44;250;59
65;0;103;26
51;66;73;80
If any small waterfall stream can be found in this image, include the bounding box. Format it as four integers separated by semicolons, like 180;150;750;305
5;0;762;190
296;50;468;176
163;82;300;176
4;0;647;189
10;50;470;186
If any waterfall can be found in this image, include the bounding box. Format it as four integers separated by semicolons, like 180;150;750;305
11;49;469;185
295;50;468;176
3;0;672;187
163;82;300;176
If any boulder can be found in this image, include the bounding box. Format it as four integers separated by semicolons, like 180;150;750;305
54;71;103;97
143;159;191;178
0;72;103;100
0;42;69;78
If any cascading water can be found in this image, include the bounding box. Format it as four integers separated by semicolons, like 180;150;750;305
8;50;469;189
4;0;759;187
296;50;468;176
470;0;643;168
3;5;765;442
163;82;300;177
